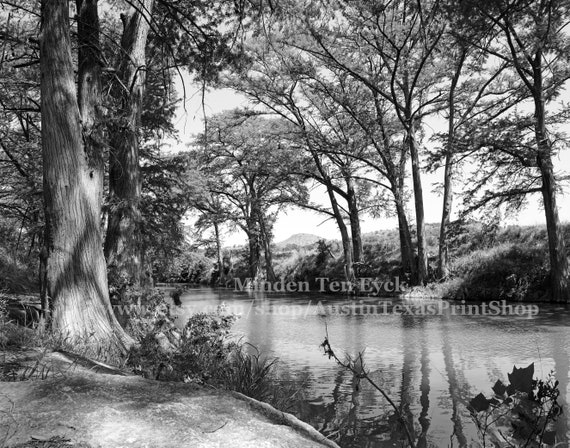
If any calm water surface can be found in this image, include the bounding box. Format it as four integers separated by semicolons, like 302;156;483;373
175;288;570;448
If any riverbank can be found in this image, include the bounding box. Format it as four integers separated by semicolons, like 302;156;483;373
272;222;569;302
0;348;338;448
0;290;341;448
402;223;566;302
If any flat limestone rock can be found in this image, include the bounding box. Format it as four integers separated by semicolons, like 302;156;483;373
0;352;338;448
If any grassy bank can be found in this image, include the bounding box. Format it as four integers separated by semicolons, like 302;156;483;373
272;222;570;302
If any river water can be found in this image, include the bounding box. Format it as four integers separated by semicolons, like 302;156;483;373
175;288;570;447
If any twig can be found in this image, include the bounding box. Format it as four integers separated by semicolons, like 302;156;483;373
202;421;229;433
320;325;417;448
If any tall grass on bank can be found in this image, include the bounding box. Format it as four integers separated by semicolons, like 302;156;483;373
269;223;567;301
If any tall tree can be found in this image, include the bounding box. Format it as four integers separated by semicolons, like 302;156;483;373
294;0;447;284
230;14;421;282
193;111;308;282
461;0;570;301
40;0;132;354
102;0;254;287
105;0;155;288
431;24;521;278
302;70;417;279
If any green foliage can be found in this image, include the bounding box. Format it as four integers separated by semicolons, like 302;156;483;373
273;233;410;290
324;334;564;448
469;363;563;447
139;153;195;272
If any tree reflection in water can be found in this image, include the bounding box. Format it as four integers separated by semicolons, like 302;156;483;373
175;290;570;447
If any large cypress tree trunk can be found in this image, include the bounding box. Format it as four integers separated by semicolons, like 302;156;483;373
105;0;154;287
40;0;133;356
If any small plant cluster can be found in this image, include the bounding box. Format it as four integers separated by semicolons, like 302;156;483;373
119;288;180;342
469;363;563;447
0;307;38;352
322;334;564;448
0;353;53;382
126;308;295;406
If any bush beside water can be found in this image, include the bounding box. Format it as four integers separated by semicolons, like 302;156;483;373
270;223;569;301
124;290;300;409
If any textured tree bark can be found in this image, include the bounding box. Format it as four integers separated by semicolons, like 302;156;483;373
438;52;464;280
438;151;453;280
259;215;276;282
40;0;133;355
408;125;429;284
345;174;363;265
105;0;154;288
213;221;223;284
325;180;355;285
534;96;569;302
77;0;104;203
246;218;262;281
394;191;416;282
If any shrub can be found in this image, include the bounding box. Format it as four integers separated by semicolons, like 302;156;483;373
154;251;213;284
110;287;180;342
171;311;238;383
469;363;562;447
126;308;237;382
126;309;293;406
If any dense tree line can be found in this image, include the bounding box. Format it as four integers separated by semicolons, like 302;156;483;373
0;0;258;353
1;0;569;355
215;0;570;299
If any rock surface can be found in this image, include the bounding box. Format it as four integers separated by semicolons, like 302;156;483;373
0;351;338;448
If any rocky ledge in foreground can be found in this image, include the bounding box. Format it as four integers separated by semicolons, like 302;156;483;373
0;351;338;448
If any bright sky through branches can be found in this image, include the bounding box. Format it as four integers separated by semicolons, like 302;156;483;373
171;71;570;247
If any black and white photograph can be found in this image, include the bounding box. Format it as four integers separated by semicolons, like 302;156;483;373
1;0;570;446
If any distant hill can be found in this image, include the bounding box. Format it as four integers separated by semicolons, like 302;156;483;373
276;233;323;248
